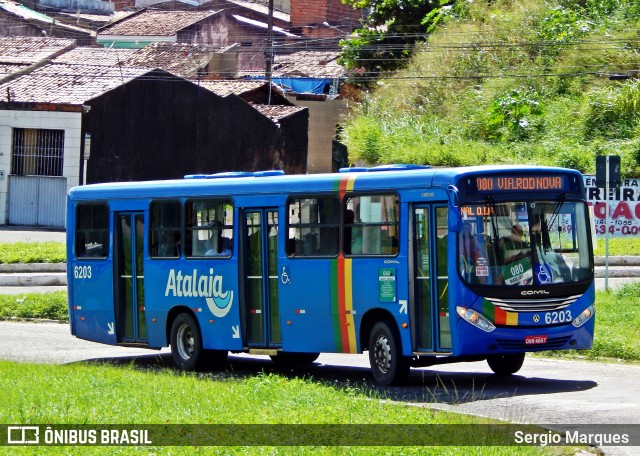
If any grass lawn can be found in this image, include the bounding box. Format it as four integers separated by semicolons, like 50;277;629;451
0;361;578;455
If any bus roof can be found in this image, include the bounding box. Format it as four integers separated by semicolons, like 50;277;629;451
68;165;583;201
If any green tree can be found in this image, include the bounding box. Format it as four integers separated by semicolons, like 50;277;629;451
340;0;459;85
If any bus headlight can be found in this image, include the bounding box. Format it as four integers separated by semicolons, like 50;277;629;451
572;305;595;328
456;306;496;332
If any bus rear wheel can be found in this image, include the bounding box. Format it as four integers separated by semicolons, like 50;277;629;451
368;321;410;386
487;353;525;376
170;313;208;371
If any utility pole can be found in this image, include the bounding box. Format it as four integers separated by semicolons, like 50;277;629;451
265;0;274;104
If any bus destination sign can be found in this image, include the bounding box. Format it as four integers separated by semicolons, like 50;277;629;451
474;175;565;193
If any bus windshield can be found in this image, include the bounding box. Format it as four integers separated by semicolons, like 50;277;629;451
458;200;592;286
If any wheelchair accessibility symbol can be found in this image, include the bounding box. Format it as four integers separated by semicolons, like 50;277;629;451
280;266;291;285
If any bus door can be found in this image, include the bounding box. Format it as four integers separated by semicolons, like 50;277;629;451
242;209;281;348
412;205;451;352
114;212;147;344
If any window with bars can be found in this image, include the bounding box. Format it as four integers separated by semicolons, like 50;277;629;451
11;128;65;177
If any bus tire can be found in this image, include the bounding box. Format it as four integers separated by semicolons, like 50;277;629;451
270;352;320;366
368;321;410;386
170;313;206;371
487;353;525;376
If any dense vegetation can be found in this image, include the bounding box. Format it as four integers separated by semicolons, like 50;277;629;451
341;0;640;178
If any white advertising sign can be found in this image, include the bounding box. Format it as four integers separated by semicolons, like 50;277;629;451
583;175;640;238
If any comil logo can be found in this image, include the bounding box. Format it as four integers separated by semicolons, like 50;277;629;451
164;268;234;317
521;289;550;296
8;426;39;444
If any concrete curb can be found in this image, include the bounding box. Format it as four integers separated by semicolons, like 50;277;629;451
0;263;66;273
0;272;67;286
593;256;640;266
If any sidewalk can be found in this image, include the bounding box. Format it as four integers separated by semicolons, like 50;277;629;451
0;226;65;243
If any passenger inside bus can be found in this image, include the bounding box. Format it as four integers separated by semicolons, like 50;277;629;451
158;231;181;257
205;222;232;256
343;209;362;254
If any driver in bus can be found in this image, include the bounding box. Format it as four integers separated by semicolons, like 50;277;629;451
499;224;528;264
530;219;571;283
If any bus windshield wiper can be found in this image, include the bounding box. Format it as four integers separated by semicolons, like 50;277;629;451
547;193;567;234
484;196;501;248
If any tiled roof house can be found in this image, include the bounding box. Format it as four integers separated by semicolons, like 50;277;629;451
96;9;221;47
95;7;300;72
51;46;139;66
267;51;349;173
196;79;290;105
52;42;239;78
0;61;308;226
0;36;76;82
125;42;239;78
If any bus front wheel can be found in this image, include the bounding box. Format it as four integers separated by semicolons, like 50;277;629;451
170;313;206;371
368;321;410;386
487;353;525;376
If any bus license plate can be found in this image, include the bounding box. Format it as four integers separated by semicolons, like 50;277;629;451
525;335;548;345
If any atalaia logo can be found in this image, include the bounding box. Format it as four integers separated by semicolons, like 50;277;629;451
164;268;234;317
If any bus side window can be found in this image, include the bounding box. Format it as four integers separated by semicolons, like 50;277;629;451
185;199;233;258
287;196;339;257
76;203;109;259
150;200;182;258
344;194;399;256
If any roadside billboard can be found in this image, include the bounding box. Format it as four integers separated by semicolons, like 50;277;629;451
584;175;640;238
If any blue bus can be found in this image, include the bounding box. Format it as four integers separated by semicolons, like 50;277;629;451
66;165;595;385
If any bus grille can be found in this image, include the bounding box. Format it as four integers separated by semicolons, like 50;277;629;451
496;336;572;350
485;294;581;313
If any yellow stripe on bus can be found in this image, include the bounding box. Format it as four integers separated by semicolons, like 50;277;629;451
344;258;357;353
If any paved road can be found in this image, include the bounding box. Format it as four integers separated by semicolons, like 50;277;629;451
1;320;638;455
0;227;65;243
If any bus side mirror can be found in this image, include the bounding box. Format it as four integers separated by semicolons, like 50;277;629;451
449;207;462;233
446;184;461;232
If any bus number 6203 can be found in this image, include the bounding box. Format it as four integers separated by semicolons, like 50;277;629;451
74;265;92;279
544;310;571;325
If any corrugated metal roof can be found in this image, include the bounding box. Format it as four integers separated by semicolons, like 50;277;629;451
0;63;152;105
231;14;297;37
0;0;53;23
226;0;289;22
98;9;220;37
0;0;95;36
